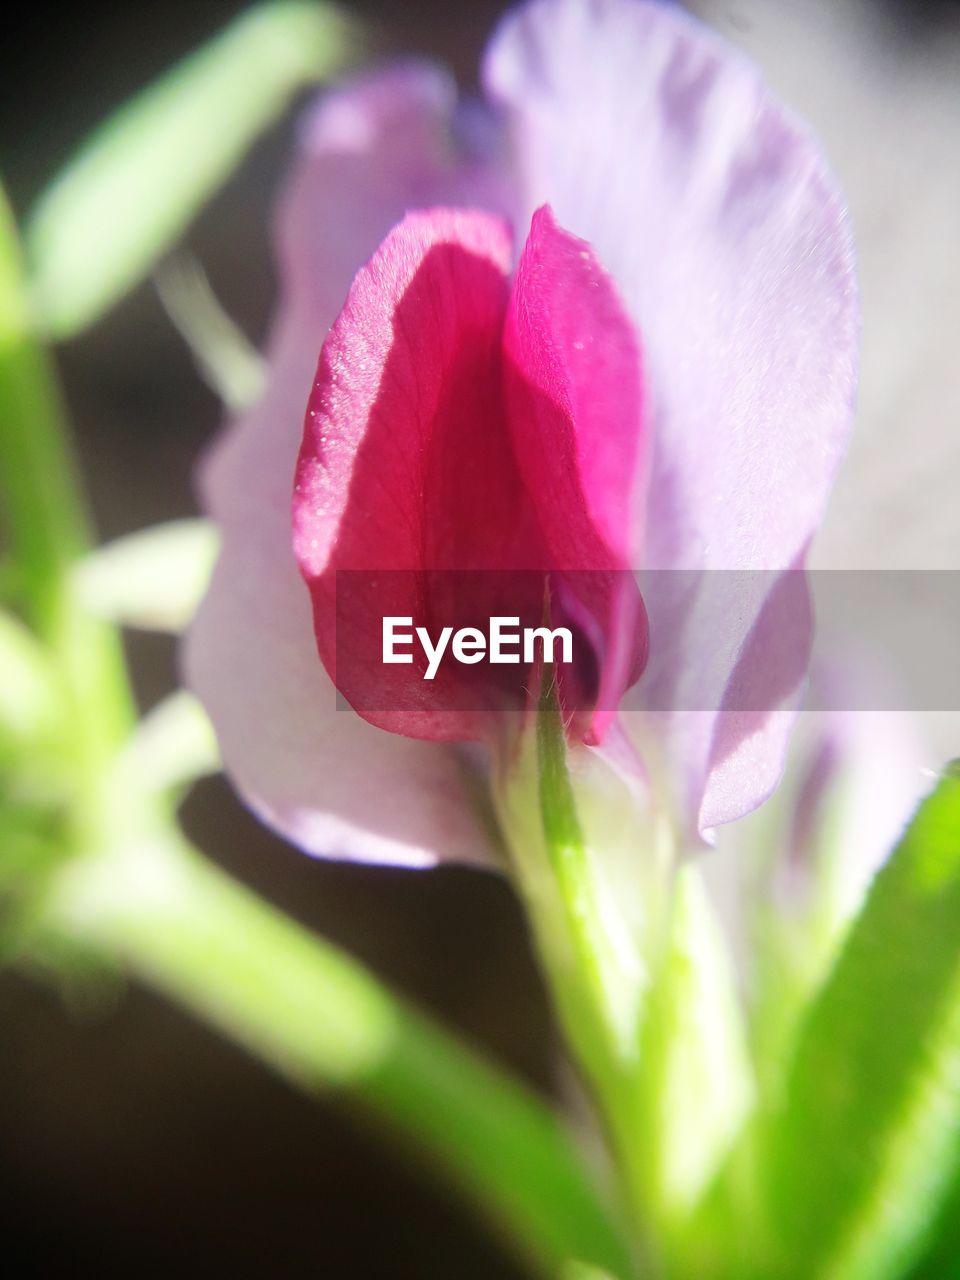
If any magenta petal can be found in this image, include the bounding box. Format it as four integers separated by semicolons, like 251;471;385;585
294;207;548;740
486;0;858;831
505;206;646;566
184;67;507;866
503;205;648;740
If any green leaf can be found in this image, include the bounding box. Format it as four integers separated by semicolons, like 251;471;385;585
0;609;59;748
562;1265;618;1280
27;2;356;338
114;691;219;798
71;519;218;632
905;1158;960;1279
155;255;265;410
759;763;960;1280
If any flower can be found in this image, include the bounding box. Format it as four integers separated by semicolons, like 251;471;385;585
185;0;857;867
292;202;648;746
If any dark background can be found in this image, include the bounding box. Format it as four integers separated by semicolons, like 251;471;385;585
1;2;957;1276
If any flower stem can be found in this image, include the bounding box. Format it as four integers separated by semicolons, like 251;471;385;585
0;187;89;621
494;690;659;1275
45;831;633;1280
0;182;133;816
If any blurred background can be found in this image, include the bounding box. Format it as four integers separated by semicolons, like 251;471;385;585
1;1;958;1275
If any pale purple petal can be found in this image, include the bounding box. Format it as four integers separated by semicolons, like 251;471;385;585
485;0;858;833
184;66;509;867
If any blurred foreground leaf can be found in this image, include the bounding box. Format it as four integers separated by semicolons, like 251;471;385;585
155;255;265;409
904;1152;960;1278
115;691;219;797
760;764;960;1280
0;609;59;750
27;2;356;338
71;519;218;632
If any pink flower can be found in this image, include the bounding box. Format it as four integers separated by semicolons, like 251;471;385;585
185;0;857;867
292;203;647;746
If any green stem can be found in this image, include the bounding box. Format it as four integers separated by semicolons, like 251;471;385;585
46;833;632;1280
494;688;657;1276
536;688;626;1076
534;695;654;1267
0;183;133;815
0;187;88;620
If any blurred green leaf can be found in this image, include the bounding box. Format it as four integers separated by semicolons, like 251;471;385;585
562;1265;618;1280
905;1156;960;1279
0;617;72;942
71;518;218;632
155;254;265;409
27;1;356;338
115;690;219;797
0;609;59;749
760;763;960;1280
